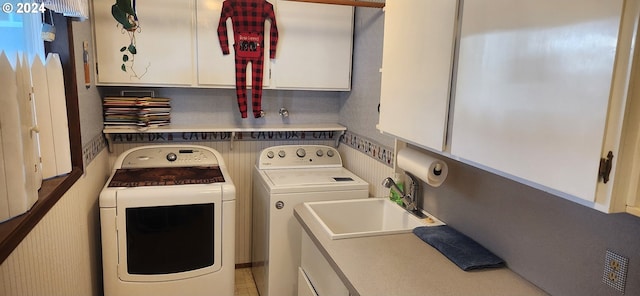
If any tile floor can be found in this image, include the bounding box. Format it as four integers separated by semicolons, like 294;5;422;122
235;268;259;296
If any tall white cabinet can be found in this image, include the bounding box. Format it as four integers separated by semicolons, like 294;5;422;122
377;0;458;151
450;0;634;207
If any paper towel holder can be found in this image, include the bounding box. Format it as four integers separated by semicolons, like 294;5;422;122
433;163;443;176
396;147;449;188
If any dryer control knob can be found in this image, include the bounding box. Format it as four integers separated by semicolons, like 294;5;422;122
278;150;286;158
296;148;306;158
316;149;324;157
166;152;177;162
326;150;335;157
266;151;275;159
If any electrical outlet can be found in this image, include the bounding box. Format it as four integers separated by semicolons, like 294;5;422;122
603;250;629;293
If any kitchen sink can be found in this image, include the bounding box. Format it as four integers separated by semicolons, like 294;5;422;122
304;198;443;240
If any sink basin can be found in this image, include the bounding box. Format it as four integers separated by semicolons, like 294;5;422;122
304;198;442;240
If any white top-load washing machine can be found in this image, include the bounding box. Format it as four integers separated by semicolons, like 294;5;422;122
252;145;369;296
100;145;236;296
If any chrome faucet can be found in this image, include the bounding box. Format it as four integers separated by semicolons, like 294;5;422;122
382;173;426;218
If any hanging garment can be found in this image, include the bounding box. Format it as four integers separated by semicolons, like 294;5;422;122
218;0;279;118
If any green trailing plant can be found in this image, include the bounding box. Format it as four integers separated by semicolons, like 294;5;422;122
111;0;148;78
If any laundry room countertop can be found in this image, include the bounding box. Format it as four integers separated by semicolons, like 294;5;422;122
294;203;548;296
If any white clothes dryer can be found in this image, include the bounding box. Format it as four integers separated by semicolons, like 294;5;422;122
251;145;368;296
100;145;236;296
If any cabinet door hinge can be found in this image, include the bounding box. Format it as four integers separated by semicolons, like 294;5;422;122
599;151;614;183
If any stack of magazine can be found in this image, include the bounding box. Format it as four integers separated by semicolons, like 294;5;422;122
103;97;171;128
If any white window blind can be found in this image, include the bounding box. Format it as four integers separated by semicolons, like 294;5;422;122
44;0;89;20
0;0;44;65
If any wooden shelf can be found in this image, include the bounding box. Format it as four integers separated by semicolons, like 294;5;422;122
103;123;347;134
103;123;348;150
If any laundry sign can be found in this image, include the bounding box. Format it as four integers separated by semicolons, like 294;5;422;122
109;131;337;143
340;131;394;168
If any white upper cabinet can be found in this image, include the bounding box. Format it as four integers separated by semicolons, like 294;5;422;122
92;0;353;90
271;0;353;90
93;0;194;86
378;0;458;151
195;0;237;87
450;0;637;208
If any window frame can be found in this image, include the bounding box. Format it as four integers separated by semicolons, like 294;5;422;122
0;12;83;264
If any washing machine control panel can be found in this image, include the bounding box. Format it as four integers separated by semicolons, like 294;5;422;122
120;146;220;168
258;145;342;169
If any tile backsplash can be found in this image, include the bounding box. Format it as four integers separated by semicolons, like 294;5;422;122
107;130;338;144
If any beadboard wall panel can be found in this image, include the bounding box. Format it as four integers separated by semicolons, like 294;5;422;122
0;149;109;296
338;144;393;198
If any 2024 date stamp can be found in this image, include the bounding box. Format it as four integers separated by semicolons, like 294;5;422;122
2;2;46;14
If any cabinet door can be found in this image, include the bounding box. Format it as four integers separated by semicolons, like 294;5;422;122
378;0;458;151
450;0;624;201
93;0;194;85
297;267;319;296
196;0;272;87
271;0;353;90
300;232;349;296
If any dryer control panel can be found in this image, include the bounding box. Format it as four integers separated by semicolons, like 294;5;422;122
257;145;343;169
119;146;220;168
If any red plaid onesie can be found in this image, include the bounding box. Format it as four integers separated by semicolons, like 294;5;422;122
217;0;278;118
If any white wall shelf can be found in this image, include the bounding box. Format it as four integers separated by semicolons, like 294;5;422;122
103;123;347;151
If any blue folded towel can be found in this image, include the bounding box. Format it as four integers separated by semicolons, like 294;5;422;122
413;225;505;271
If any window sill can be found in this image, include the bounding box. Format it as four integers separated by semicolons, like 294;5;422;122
0;167;82;264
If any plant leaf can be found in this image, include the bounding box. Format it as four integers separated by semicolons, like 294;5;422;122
120;46;127;52
111;5;134;30
121;64;127;72
115;0;136;17
122;54;129;62
128;44;137;55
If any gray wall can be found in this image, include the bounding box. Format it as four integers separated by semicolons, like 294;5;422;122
420;151;640;296
343;7;640;296
98;87;342;127
339;8;393;148
72;20;104;147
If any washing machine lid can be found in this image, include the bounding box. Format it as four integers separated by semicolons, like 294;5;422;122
108;166;225;187
262;167;368;193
